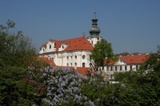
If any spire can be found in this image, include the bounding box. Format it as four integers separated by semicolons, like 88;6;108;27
89;10;100;37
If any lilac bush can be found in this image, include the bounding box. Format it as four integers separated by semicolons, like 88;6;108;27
41;66;95;105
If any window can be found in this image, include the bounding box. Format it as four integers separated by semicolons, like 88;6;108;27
82;63;85;67
82;55;85;59
75;63;77;66
49;45;51;49
71;56;72;59
91;41;93;45
67;63;68;66
125;66;127;70
70;63;72;66
67;56;69;60
115;66;117;71
136;65;139;70
89;63;92;67
75;55;77;59
62;45;64;48
130;65;132;70
120;66;122;71
111;66;113;71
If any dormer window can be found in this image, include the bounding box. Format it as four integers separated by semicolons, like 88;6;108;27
49;45;51;49
62;45;64;48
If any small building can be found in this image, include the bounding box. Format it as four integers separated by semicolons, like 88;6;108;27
103;54;150;78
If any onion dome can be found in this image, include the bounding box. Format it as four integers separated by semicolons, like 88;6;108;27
89;11;101;36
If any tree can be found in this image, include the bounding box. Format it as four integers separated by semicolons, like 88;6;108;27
0;20;47;105
90;39;113;71
113;51;160;106
140;53;160;73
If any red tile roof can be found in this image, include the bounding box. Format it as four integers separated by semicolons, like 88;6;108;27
76;67;89;76
119;54;150;64
41;36;93;53
76;67;96;76
38;57;56;67
105;54;150;65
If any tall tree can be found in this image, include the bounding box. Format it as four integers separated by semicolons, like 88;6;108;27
0;20;47;105
90;39;113;71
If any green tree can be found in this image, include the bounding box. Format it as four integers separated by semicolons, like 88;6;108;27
113;51;160;106
0;20;47;105
90;39;113;71
140;53;160;73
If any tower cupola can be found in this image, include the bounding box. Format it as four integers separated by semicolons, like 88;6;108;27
89;11;101;37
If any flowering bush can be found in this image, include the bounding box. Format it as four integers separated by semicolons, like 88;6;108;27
41;66;95;105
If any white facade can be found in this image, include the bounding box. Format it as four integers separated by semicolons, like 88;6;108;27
87;36;102;46
100;54;150;79
39;36;99;68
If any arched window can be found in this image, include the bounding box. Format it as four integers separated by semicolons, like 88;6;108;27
75;55;77;59
75;63;77;66
89;63;92;67
82;62;85;67
82;55;85;59
49;45;51;49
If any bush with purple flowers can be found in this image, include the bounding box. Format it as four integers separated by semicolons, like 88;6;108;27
41;66;94;105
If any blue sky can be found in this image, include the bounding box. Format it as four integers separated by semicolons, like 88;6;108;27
0;0;160;53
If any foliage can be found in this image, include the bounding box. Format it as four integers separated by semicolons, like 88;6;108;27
42;67;92;106
140;53;160;72
90;39;113;70
0;20;36;68
0;20;48;105
113;70;160;106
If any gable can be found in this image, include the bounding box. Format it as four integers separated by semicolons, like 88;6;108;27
40;36;93;54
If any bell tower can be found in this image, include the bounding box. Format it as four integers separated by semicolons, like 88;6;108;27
88;10;102;46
